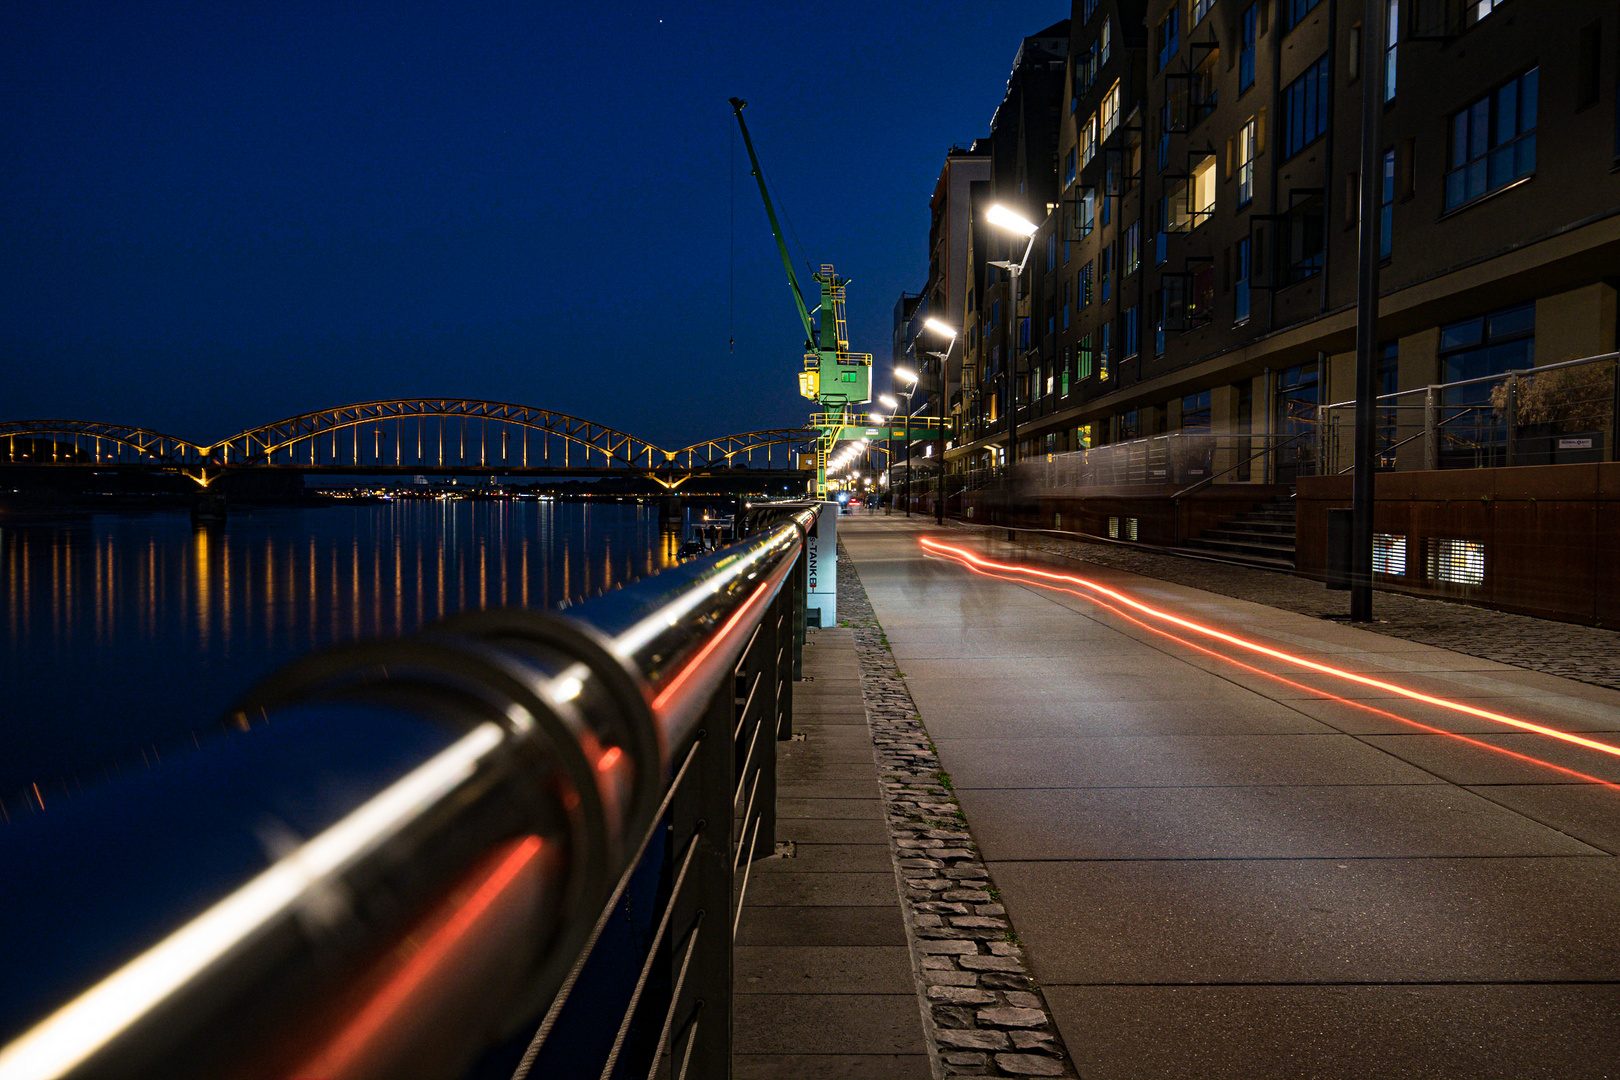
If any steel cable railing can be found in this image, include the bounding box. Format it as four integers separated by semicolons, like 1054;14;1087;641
0;504;818;1080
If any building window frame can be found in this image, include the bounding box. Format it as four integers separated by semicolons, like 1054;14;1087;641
1239;4;1258;94
1444;66;1537;213
1281;54;1331;161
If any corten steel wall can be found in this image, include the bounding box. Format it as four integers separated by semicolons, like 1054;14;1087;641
1297;464;1620;626
958;483;1287;546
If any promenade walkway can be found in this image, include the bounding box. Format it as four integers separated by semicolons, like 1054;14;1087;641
840;514;1620;1079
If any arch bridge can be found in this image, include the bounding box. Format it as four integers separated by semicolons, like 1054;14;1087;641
0;399;821;488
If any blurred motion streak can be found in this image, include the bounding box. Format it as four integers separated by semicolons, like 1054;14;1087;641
920;537;1620;777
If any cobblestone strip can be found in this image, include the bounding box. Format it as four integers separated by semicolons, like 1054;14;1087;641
837;540;1074;1079
954;522;1620;692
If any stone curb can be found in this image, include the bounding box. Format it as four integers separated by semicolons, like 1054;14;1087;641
836;538;1076;1079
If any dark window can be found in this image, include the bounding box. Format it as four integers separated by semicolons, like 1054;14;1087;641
1078;333;1094;379
1100;245;1113;302
1439;303;1534;383
1380;148;1395;259
1182;390;1213;431
1384;0;1399;102
1123;220;1141;276
1157;7;1180;72
1445;67;1537;210
1124;305;1140;359
1284;194;1326;282
1282;0;1323;33
1281;54;1331;159
1234;237;1251;322
1577;23;1601;111
1240;5;1257;92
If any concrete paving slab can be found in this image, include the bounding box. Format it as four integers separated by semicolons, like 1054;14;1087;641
1468;784;1620;854
752;844;895;873
733;995;928;1055
746;871;899;907
780;793;887;819
909;695;1336;738
1045;983;1620;1080
732;1053;932;1079
993;857;1620;984
736;945;914;994
1276;691;1620;736
937;733;1441;788
1360;732;1620;785
735;905;908;946
957;784;1603;860
774;816;889;844
778;779;881;800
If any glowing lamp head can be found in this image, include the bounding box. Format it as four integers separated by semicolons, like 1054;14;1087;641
869;412;883;423
986;204;1038;237
893;365;919;384
922;318;956;341
879;394;899;410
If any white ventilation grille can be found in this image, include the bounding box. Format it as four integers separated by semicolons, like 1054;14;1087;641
1373;533;1407;576
1426;538;1485;586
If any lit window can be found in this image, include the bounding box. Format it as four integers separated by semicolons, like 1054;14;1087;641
1082;113;1099;166
1191;154;1217;224
1236;119;1256;206
1101;80;1122;139
1157;7;1179;72
1467;0;1502;24
1193;0;1215;25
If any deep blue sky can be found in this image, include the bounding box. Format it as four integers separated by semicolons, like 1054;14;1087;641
3;2;1062;449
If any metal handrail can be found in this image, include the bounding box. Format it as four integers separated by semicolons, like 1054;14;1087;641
1320;350;1620;410
0;506;818;1080
1170;429;1313;501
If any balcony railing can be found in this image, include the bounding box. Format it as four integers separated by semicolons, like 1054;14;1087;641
1320;351;1619;473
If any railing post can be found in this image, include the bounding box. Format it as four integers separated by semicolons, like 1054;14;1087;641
669;687;737;1080
1504;375;1519;467
1424;386;1440;471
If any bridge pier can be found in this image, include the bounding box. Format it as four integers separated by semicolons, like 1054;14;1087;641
658;496;683;530
190;490;228;523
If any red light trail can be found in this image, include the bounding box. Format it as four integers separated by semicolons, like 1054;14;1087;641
919;536;1620;772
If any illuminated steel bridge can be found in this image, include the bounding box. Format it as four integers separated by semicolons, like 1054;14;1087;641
0;399;822;489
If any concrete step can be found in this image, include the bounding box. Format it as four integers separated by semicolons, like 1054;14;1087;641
1162;544;1298;572
1198;528;1297;548
1218;519;1296;535
1183;536;1299;564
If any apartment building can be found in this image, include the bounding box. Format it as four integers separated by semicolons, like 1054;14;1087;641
946;0;1620;486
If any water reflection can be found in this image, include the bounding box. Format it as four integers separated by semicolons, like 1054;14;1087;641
0;500;683;821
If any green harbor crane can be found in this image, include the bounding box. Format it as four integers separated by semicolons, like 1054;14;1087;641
729;97;873;500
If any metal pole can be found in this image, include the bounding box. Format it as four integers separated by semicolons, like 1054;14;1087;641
935;347;948;525
1350;0;1388;623
903;394;912;517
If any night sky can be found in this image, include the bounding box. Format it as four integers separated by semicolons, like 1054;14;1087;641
4;2;1061;450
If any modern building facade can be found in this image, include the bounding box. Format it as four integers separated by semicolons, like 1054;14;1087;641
942;0;1620;486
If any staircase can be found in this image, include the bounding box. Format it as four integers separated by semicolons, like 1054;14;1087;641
1172;498;1297;571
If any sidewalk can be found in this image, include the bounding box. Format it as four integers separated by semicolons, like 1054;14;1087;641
840;515;1620;1079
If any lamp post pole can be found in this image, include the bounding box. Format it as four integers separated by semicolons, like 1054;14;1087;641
985;204;1040;540
1351;0;1389;622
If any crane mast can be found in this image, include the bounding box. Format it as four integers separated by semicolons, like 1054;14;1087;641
729;97;872;500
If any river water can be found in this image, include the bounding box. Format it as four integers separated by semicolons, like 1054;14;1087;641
0;498;681;817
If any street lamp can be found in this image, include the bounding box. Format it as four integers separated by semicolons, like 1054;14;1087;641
985;205;1039;487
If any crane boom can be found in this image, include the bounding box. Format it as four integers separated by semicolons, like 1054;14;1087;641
728;97;817;349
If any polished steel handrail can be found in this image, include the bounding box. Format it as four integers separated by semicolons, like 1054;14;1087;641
0;505;817;1080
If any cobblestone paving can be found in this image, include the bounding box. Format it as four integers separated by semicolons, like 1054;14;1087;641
838;541;1074;1079
964;524;1620;692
